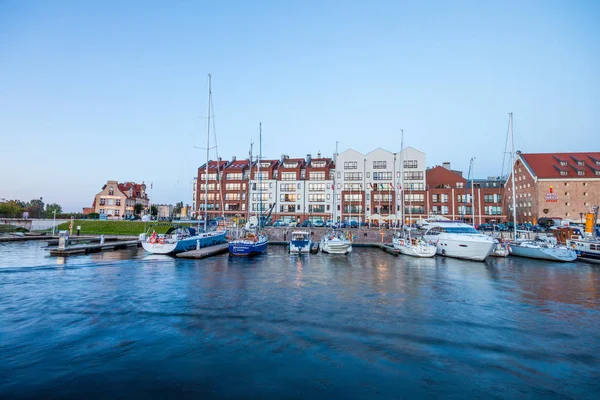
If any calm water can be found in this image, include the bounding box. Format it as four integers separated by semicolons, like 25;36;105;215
1;241;599;399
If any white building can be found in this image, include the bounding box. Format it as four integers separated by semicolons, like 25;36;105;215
334;147;427;223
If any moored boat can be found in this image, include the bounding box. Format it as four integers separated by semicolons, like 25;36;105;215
422;222;496;261
507;239;577;262
141;226;226;255
392;232;436;258
490;241;509;257
289;230;311;253
229;229;268;256
321;232;352;254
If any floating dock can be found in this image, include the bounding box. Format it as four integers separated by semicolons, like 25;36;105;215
177;243;230;259
47;240;139;256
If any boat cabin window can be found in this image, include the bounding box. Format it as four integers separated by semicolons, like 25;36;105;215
443;226;479;234
427;227;443;235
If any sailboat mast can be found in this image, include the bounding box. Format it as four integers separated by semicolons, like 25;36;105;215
471;158;476;225
399;129;404;228
509;112;517;239
258;123;262;229
204;73;211;232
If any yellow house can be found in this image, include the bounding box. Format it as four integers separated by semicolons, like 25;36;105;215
91;180;149;219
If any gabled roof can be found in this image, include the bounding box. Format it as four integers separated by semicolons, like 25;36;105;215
117;182;146;199
199;160;228;171
279;158;306;168
519;152;600;179
224;160;250;170
307;157;333;168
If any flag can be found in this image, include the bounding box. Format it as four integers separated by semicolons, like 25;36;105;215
389;182;394;189
379;183;384;189
331;183;335;190
369;183;373;189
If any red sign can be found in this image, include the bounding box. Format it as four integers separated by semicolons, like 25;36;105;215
545;186;558;203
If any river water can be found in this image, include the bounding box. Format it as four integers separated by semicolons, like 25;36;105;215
1;241;599;399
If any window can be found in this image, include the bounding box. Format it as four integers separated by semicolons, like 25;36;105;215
344;183;362;191
108;199;114;206
253;172;268;180
99;199;106;205
225;193;240;200
280;183;296;192
372;172;392;181
308;194;325;202
404;206;425;214
406;183;424;191
253;182;269;191
583;182;588;186
441;194;449;203
311;161;326;168
484;194;500;203
431;194;439;202
560;171;567;176
374;194;393;202
280;204;297;213
577;170;584;176
114;210;120;216
456;182;464;188
373;161;387;169
281;172;296;181
372;183;392;190
583;192;588;196
116;199;121;206
344;172;363;181
403;160;418;169
441;206;449;214
283;162;298;168
309;183;325;191
310;172;325;180
108;186;114;196
560;161;567;166
280;194;297;202
404;194;424;202
344;161;357;169
309;204;325;213
200;173;218;181
404;171;424;180
226;183;241;191
366;172;370;178
343;194;362;202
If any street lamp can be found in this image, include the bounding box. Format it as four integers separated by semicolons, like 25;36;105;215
580;212;584;224
52;210;57;236
39;197;43;219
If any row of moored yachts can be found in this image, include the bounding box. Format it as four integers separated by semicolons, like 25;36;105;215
139;220;599;263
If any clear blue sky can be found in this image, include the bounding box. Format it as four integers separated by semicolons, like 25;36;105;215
1;0;598;211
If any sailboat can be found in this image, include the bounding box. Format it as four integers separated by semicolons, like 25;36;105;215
141;74;226;254
505;113;577;262
392;129;436;257
228;123;269;256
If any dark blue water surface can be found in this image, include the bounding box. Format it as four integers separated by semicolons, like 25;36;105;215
1;241;599;399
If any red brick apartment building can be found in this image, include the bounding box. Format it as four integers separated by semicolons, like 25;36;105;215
221;158;250;218
505;151;600;224
425;164;506;224
197;159;228;220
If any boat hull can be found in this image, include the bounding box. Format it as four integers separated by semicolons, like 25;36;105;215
290;240;311;253
229;237;268;256
393;238;436;258
141;231;227;255
508;243;577;262
320;239;352;254
424;235;495;262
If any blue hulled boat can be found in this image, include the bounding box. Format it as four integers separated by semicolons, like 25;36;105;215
141;226;227;255
229;230;268;256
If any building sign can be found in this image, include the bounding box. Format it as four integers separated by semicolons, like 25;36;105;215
545;186;558;203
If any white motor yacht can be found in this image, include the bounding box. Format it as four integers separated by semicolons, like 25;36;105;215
392;232;436;258
422;222;496;261
320;232;352;254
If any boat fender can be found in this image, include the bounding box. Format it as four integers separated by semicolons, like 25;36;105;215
149;237;157;244
506;244;511;253
441;249;446;256
159;237;165;245
254;236;258;243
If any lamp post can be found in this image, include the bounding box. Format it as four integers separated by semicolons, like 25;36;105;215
580;212;584;225
52;210;56;237
39;197;43;219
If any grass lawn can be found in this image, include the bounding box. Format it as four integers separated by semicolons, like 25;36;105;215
55;220;194;235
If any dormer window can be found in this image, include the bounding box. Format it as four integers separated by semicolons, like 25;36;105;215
577;170;584;176
560;171;567;176
311;161;326;168
578;161;584;166
560;161;567;166
109;186;114;195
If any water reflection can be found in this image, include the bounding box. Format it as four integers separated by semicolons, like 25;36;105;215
0;243;599;399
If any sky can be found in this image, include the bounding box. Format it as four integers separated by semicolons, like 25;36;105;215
1;0;598;212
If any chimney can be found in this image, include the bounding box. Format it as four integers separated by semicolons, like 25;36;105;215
232;156;236;161
442;162;451;170
317;151;321;158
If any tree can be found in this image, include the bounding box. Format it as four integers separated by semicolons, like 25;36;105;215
134;203;143;216
151;205;158;217
45;203;62;218
25;198;44;218
0;201;23;218
173;201;184;216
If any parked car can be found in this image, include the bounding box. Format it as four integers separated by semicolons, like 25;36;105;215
313;220;325;227
301;220;312;227
325;219;334;227
478;223;494;231
273;220;286;227
348;220;358;228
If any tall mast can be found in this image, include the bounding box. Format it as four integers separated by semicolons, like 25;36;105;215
471;158;476;225
399;129;404;228
249;141;253;224
509;112;517;239
204;73;211;232
258;123;262;229
334;141;338;223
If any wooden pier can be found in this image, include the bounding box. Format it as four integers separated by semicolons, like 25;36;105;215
47;240;140;256
176;243;230;259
